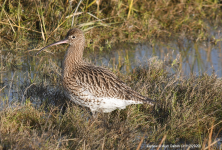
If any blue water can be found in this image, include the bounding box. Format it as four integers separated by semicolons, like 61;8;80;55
1;29;222;102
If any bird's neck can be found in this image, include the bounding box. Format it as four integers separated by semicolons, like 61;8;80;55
62;45;84;78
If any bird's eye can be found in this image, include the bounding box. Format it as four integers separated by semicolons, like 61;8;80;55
72;36;76;39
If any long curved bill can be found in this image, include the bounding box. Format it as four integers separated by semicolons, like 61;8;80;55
35;38;69;55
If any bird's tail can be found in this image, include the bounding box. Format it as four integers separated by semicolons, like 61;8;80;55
143;97;156;106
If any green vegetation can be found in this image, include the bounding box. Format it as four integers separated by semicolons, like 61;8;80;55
1;0;222;50
0;0;222;149
1;57;222;149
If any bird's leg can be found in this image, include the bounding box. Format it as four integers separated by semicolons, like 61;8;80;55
91;111;99;120
87;111;98;124
91;110;98;120
60;102;67;115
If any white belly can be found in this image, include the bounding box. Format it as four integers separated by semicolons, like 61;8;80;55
65;90;142;113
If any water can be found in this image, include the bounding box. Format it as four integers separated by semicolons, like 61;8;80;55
0;32;222;148
88;38;222;77
1;36;222;102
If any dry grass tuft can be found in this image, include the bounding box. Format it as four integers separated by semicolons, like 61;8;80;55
0;57;222;149
1;0;222;50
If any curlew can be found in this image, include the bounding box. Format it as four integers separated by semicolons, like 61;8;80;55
36;28;155;116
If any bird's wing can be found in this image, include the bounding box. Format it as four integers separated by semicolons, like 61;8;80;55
70;64;154;104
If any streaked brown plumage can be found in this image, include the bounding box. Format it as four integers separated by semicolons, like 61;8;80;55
36;28;155;115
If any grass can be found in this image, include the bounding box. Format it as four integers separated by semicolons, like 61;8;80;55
0;57;222;149
1;0;222;51
1;0;222;149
